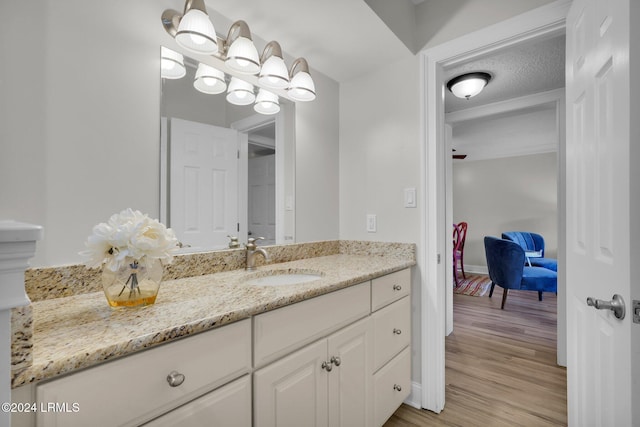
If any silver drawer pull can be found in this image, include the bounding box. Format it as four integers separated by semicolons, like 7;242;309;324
330;356;341;366
393;328;402;335
393;384;402;392
393;284;402;291
321;361;333;372
167;371;185;387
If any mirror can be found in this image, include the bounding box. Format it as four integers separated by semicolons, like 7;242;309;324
160;48;296;253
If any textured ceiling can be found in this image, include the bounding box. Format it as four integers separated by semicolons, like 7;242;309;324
444;34;566;113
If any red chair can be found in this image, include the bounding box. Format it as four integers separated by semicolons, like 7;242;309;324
453;222;468;285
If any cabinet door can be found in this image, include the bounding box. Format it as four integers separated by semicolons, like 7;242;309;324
327;317;373;427
254;340;328;427
143;375;251;427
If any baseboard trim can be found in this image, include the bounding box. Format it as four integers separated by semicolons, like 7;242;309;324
404;381;422;409
463;264;488;275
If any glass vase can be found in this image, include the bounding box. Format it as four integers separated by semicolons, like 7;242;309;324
102;258;163;308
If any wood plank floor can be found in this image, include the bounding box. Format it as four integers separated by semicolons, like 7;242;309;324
384;287;567;426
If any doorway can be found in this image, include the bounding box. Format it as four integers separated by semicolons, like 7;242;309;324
418;1;571;412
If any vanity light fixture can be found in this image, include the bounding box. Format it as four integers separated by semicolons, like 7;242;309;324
288;58;316;102
194;63;227;94
160;47;186;79
446;72;492;100
254;89;280;115
258;41;290;89
171;0;218;55
223;21;261;75
162;1;317;102
226;77;256;106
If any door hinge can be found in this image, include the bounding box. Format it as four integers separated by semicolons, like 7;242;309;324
633;300;640;324
437;253;441;264
237;223;240;232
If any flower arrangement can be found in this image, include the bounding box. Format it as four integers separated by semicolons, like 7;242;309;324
82;208;178;272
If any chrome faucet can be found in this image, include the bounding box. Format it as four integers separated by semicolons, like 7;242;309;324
245;237;269;270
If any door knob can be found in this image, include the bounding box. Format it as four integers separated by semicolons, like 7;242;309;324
586;294;626;320
166;371;185;387
321;361;333;372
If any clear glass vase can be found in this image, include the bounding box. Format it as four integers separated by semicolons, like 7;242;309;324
102;258;163;308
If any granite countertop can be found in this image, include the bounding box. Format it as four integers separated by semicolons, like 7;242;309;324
12;253;415;388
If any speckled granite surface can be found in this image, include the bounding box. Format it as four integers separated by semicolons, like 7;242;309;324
11;240;415;388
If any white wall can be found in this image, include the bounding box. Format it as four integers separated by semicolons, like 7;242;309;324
0;0;339;267
339;54;422;393
453;152;558;268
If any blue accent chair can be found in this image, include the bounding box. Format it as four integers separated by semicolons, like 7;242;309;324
484;236;558;309
501;231;558;272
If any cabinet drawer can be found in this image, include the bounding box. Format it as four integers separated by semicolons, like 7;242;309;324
372;296;410;371
372;347;411;427
37;319;251;427
143;375;251;427
371;269;410;311
254;282;370;368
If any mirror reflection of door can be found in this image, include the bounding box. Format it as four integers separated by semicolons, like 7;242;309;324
247;124;276;245
169;118;239;251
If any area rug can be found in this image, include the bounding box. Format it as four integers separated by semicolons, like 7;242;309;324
454;274;492;296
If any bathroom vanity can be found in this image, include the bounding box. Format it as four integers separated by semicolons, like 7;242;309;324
11;241;415;427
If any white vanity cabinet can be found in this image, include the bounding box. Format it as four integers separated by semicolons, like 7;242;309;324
254;317;373;427
370;269;412;427
35;319;252;427
253;281;372;427
15;267;413;427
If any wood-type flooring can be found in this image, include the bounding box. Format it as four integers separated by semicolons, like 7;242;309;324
384;288;567;426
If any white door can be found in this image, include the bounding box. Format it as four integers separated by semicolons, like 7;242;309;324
566;0;638;425
248;153;276;244
170;118;239;251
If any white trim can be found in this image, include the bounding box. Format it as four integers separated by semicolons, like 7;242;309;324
446;88;565;125
404;381;423;409
231;112;288;245
419;0;570;412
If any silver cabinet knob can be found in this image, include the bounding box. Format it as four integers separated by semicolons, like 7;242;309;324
393;328;402;335
166;371;185;387
587;294;626;319
321;361;333;372
330;356;341;366
393;284;402;291
393;384;402;392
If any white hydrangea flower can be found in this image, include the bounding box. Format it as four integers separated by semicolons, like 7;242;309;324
81;208;178;271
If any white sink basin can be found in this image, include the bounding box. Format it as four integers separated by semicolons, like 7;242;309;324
245;272;323;286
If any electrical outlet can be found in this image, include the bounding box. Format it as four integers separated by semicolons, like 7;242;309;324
366;214;377;233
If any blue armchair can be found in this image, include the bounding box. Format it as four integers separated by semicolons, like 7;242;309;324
501;231;557;272
484;236;557;309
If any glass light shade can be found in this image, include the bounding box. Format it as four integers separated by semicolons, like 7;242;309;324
225;37;260;75
258;56;290;89
160;47;186;79
226;77;255;105
447;72;491;99
254;89;280;115
175;9;218;55
288;71;316;102
194;63;226;94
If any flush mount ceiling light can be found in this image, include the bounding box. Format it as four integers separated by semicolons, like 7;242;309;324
288;58;316;102
163;0;218;55
162;1;317;103
160;47;186;79
223;20;260;75
446;72;492;100
254;89;281;115
226;77;255;106
258;41;290;90
194;63;227;94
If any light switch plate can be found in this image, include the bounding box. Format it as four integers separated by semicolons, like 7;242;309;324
366;214;377;232
404;188;416;208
